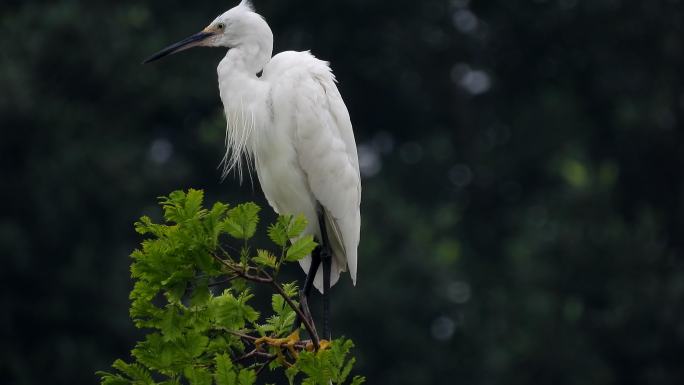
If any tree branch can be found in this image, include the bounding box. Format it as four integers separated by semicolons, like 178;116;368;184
261;270;320;349
212;253;321;349
227;329;314;351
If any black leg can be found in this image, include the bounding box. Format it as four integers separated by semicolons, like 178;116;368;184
318;211;333;341
293;210;334;341
321;247;332;340
292;247;321;333
302;247;322;298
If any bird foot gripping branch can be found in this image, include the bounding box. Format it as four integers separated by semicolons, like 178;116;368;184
255;330;331;366
255;330;300;365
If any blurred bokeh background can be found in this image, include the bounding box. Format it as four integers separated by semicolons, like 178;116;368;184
3;0;684;384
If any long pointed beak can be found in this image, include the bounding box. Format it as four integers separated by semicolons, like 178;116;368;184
143;31;214;64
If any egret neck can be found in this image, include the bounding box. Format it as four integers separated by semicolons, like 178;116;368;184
217;42;272;181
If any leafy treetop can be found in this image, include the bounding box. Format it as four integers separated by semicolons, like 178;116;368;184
97;189;364;385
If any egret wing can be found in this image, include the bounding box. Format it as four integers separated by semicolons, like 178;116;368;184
264;51;361;290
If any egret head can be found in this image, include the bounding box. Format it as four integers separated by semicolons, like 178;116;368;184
143;0;273;64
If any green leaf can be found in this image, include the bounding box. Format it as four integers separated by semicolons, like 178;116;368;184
287;214;308;238
190;279;211;307
222;219;244;240
165;284;187;305
267;215;291;247
134;216;165;236
253;249;277;268
271;293;287;314
193;250;217;275
293;350;329;385
214;353;237;385
223;203;260;239
182;332;209;359
281;282;299;298
132;333;172;372
285;365;299;385
266;286;297;335
184;366;212;385
263;313;296;337
159;380;182;385
206;202;229;246
158;189;207;223
159;307;183;342
184;189;205;219
287;338;364;385
340;357;356;383
97;371;130;385
268;214;309;246
160;190;186;222
210;290;259;330
238;369;257;385
206;335;243;359
286;235;317;262
330;339;356;383
111;359;154;385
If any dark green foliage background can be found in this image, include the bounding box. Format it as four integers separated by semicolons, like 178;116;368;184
2;0;684;384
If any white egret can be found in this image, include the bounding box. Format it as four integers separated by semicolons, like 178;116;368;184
144;0;361;341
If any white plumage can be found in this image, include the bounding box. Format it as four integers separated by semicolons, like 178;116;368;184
253;52;361;291
145;1;360;292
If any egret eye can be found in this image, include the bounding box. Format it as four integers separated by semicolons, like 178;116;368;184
217;23;225;30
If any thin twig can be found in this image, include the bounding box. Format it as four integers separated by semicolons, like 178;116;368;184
256;356;277;376
234;349;275;363
208;274;239;287
211;254;269;282
234;349;258;363
227;330;258;342
218;243;240;256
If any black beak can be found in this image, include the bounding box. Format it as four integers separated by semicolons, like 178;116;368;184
143;31;214;64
